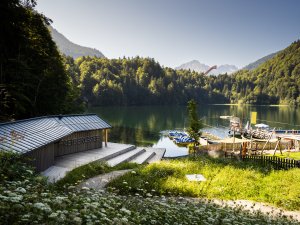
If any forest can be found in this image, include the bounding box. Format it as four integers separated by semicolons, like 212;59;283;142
66;39;300;107
1;0;300;121
208;40;300;105
66;56;227;107
0;0;83;121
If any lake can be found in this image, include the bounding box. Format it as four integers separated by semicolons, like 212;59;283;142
88;105;300;157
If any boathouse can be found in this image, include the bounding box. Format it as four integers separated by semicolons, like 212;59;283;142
0;114;111;171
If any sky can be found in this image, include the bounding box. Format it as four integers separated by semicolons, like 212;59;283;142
36;0;300;68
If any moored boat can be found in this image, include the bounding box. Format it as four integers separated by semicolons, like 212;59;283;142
168;130;187;139
174;136;195;146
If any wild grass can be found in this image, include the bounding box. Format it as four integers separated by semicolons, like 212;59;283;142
55;160;140;188
1;152;299;224
108;156;300;210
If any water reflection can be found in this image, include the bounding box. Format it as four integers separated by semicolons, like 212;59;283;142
88;105;299;157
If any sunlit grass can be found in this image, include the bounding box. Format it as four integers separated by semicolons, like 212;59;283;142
108;156;300;210
56;160;140;188
1;152;299;224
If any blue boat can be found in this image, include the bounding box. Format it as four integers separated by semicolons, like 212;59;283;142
168;130;187;139
174;135;195;145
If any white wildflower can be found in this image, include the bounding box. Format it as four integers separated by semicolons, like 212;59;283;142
121;217;128;223
49;213;58;218
15;187;26;194
73;217;82;224
9;195;23;203
33;202;52;213
120;208;131;215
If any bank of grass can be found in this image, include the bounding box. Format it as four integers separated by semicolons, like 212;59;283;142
56;160;140;188
1;151;299;224
108;156;300;210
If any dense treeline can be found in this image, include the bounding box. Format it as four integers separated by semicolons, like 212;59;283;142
65;40;300;107
208;40;300;105
66;56;228;106
0;0;82;121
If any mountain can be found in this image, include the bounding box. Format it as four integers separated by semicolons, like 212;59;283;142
176;60;210;72
176;60;238;75
208;40;300;105
243;52;279;70
49;26;105;59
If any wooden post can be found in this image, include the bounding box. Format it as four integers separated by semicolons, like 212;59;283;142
232;130;235;153
261;129;274;155
105;129;108;147
273;139;279;156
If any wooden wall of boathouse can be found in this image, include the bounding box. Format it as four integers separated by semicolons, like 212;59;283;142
54;130;102;157
24;144;55;172
23;129;104;172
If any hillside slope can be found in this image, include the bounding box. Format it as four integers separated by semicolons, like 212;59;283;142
49;26;105;59
243;52;279;70
207;40;300;105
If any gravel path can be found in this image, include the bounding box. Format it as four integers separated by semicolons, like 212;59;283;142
78;169;132;190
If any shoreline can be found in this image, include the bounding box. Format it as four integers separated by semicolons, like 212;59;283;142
209;103;290;107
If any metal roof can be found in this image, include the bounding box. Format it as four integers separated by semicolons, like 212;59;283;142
0;114;111;154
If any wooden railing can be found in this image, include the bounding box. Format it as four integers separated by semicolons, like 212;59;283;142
225;153;300;170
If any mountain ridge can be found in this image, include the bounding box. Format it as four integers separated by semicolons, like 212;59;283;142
49;26;105;59
175;60;238;75
243;51;279;70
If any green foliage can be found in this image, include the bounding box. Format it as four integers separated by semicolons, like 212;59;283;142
0;151;35;182
55;160;110;188
209;40;300;105
187;100;202;151
109;156;300;210
66;56;228;106
0;152;299;224
56;160;139;188
0;0;83;120
64;40;300;108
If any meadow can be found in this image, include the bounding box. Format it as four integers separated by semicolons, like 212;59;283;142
108;156;300;210
1;151;299;224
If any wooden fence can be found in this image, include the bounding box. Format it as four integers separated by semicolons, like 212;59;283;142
225;153;300;170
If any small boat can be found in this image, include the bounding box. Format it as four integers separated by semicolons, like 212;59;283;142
168;130;187;139
174;136;195;145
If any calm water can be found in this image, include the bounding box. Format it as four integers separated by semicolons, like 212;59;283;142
88;105;300;157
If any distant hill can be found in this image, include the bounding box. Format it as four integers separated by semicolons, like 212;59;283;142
49;26;105;59
176;60;238;75
208;40;300;105
243;52;279;70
